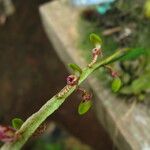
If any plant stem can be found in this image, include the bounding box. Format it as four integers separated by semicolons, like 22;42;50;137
0;48;128;150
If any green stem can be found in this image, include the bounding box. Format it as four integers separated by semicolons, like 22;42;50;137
0;49;128;150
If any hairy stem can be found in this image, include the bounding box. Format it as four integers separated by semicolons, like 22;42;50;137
0;49;128;150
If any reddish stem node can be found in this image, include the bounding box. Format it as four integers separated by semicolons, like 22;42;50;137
105;65;119;78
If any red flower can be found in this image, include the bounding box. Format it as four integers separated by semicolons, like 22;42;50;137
66;75;78;86
0;125;16;142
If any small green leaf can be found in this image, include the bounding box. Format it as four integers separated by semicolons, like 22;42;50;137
12;118;24;130
90;33;102;47
111;77;122;92
68;63;82;74
78;100;92;115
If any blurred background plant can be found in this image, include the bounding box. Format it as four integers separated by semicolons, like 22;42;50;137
77;0;150;102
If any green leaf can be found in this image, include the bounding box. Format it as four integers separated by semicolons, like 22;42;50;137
90;33;102;47
12;118;24;130
108;48;146;64
111;77;122;92
68;63;82;74
119;48;145;61
78;100;92;115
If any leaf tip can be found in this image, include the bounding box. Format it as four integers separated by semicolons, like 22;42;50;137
12;118;24;130
90;33;102;47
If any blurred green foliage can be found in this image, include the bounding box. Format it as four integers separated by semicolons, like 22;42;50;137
78;0;150;100
33;140;64;150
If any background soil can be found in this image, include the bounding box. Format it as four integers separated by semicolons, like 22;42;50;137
0;0;116;149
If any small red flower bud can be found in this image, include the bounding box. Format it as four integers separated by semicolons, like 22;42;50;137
0;125;17;143
78;88;92;101
92;48;100;56
111;71;119;78
88;48;102;67
105;65;119;78
57;75;79;98
82;92;92;101
66;75;78;86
